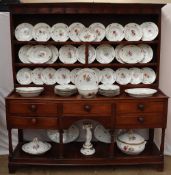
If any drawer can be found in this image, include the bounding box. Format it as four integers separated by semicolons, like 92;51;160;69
62;102;112;116
8;101;58;116
7;116;58;129
116;113;164;128
117;101;164;113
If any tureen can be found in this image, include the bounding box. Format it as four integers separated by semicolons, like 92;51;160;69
116;130;146;155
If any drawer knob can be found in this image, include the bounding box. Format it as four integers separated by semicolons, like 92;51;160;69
31;118;37;124
29;104;37;112
137;104;145;111
84;104;92;112
137;116;145;123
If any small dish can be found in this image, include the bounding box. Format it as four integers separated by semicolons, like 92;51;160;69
22;138;51;155
55;68;71;85
41;68;56;85
16;68;32;85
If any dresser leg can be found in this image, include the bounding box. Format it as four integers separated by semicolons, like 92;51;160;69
8;163;16;174
157;163;164;172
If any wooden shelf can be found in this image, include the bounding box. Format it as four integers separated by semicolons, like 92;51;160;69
15;63;157;68
11;142;162;166
13;40;159;45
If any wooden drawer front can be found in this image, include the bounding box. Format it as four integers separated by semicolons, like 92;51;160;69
7;116;58;129
63;103;112;116
116;113;164;128
117;101;164;114
8;102;58;115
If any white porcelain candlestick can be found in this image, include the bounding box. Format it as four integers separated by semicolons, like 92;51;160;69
80;123;95;156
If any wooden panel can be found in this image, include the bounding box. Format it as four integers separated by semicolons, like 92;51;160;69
116;113;164;128
117;101;164;113
7;116;58;129
8;101;58;116
62;102;112;116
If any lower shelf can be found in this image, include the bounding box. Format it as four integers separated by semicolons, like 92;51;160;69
10;142;163;166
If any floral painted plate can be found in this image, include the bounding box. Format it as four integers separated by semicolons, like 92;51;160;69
55;68;71;85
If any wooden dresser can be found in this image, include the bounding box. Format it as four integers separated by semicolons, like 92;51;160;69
5;3;168;173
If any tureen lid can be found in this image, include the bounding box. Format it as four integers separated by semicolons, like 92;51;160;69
117;130;145;145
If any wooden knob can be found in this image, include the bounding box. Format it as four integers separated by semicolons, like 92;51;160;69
84;104;91;112
137;104;145;111
29;104;37;112
31;118;37;124
137;116;145;123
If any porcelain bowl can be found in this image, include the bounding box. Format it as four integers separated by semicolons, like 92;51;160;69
78;86;98;98
116;131;147;155
16;87;44;97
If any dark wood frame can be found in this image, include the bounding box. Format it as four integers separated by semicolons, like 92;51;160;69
5;3;168;173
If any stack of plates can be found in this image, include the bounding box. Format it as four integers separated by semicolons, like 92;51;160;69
16;87;44;97
98;84;120;97
54;84;77;97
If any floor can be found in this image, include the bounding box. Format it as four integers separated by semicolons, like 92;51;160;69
1;155;171;175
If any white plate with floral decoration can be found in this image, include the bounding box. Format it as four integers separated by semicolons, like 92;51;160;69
115;44;125;64
59;45;78;64
100;68;116;84
55;68;71;85
89;23;106;42
15;23;33;41
32;23;51;41
18;45;31;63
106;23;124;41
142;67;156;84
141;22;158;41
124;23;142;41
96;44;115;64
138;44;153;63
79;28;96;42
46;45;58;64
92;68;102;83
51;23;69;42
41;68;56;85
77;45;96;64
94;124;111;143
125;88;157;98
130;67;143;85
31;67;44;85
116;68;131;85
70;68;81;84
75;68;98;89
27;45;52;64
16;68;32;85
47;124;79;144
119;45;144;64
69;23;85;42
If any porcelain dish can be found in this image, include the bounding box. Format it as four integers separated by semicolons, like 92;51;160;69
116;130;146;155
15;23;33;41
16;87;44;97
106;23;124;41
47;124;79;144
22;138;51;155
89;23;106;41
125;88;157;98
16;68;32;85
32;23;51;41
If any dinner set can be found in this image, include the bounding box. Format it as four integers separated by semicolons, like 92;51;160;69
15;22;158;42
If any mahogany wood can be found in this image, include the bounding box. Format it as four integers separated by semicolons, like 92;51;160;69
5;2;168;173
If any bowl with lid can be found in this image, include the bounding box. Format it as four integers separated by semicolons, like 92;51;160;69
116;130;147;155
